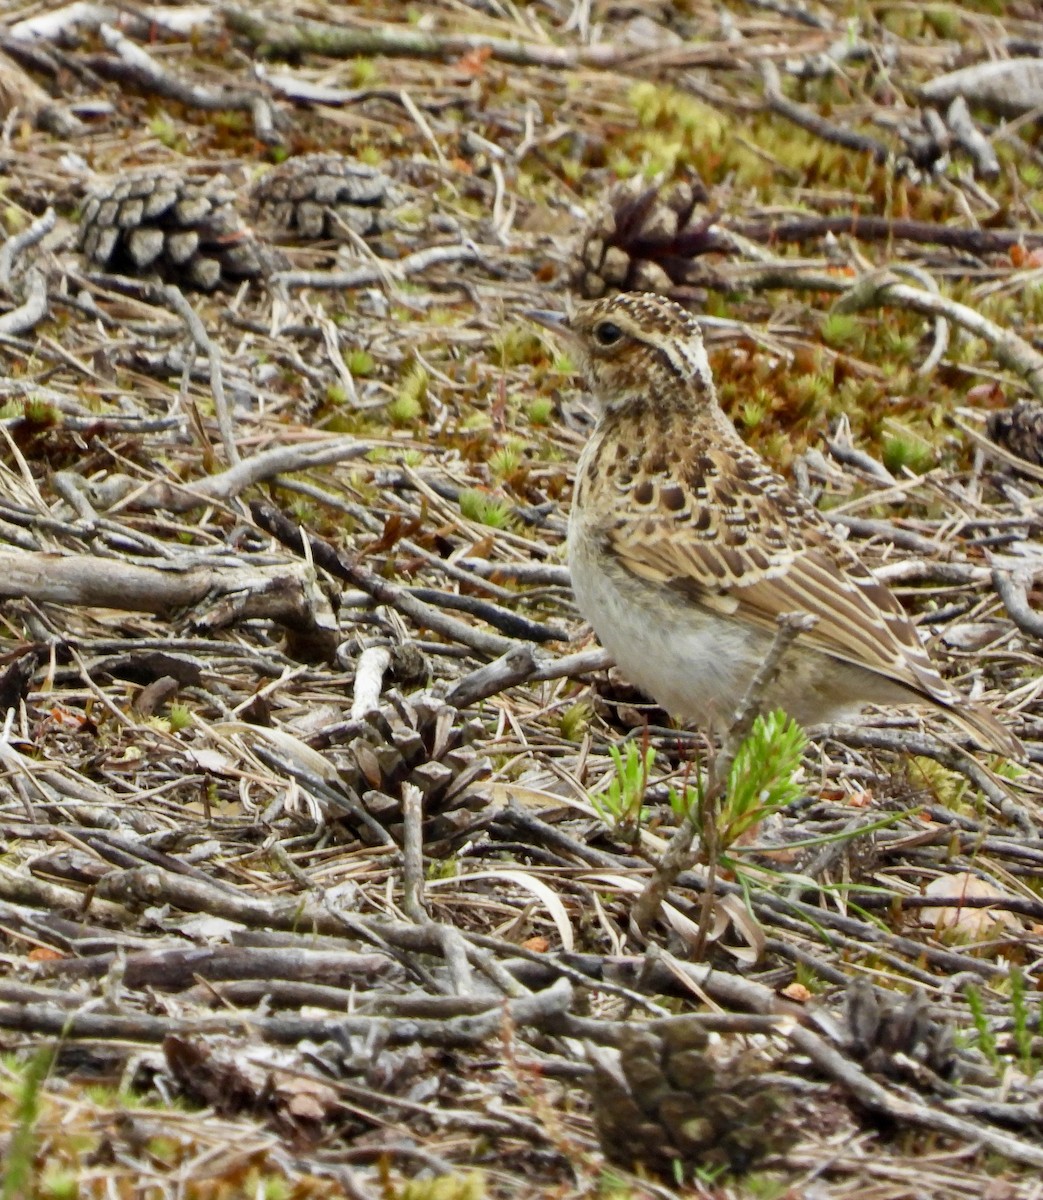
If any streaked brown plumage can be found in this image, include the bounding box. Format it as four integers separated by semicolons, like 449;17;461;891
531;292;1021;756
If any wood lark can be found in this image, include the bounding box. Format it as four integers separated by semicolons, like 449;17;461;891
530;292;1021;757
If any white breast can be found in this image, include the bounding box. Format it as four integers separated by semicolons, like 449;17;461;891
567;514;765;725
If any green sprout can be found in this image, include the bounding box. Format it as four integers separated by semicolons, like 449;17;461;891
592;741;656;838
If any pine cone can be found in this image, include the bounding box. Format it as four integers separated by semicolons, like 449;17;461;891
78;169;284;291
587;1020;796;1176
327;688;491;846
844;980;955;1080
987;400;1043;468
573;175;726;300
249;153;395;241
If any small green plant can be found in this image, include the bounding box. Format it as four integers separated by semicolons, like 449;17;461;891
39;1168;78;1200
494;324;544;367
147;113;186;152
820;312;861;349
346;348;375;376
396;1171;485;1200
488;444;521;477
2;1044;55;1200
351;57;378;86
882;431;933;475
389;363;428;425
558;700;593;742
720;709;807;845
167;703;192;734
458;488;513;529
965;983;999;1068
1009;966;1037;1071
527;396;554;425
592;740;656;836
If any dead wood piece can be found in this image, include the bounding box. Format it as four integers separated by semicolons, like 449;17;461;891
732;213;1043;256
224;7;652;69
761;59;889;164
272;241;478;290
39;945;402;991
95;436;372;513
444;644;538;708
252;498;519;659
0;976;574;1049
945;96;1000;180
85;21;259;114
162;284;238;466
920;57;1043;118
0;47;82;135
826;724;1032;833
991;567;1043;642
0;270;48;336
0;550;336;643
0;861;131;925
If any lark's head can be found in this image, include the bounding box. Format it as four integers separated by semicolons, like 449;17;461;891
528;292;715;414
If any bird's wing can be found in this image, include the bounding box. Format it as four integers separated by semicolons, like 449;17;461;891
595;440;953;705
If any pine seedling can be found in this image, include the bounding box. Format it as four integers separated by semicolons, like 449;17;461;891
1009;967;1041;1075
592;740;656;837
965;984;999;1069
720;709;807;845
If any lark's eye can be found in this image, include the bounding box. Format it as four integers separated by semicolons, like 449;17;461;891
593;321;623;347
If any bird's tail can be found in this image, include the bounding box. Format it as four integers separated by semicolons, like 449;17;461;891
945;700;1023;759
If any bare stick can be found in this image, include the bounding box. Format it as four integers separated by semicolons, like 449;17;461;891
991;566;1043;641
274;244;478;291
836;271;1043;402
163;284;238;466
0;207;54;291
351;646;393;718
401;783;427;923
0;271;48;337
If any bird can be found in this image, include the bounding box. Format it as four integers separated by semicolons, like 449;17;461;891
528;291;1022;757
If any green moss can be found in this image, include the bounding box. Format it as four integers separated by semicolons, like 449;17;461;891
882;431;934;475
494;324;546;367
389;363;428;425
167;703;192;734
147;112;186;152
488;445;521;477
351;57;378;86
397;1171;485;1200
458;488;513;529
346;349;375;376
40;1169;79;1200
820;312;862;349
559;701;593;742
925;7;963;38
527;397;554;425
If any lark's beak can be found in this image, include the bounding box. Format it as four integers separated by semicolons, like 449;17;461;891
524;309;572;337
